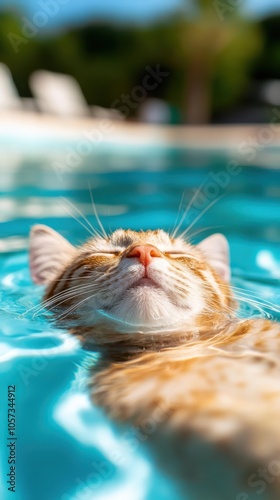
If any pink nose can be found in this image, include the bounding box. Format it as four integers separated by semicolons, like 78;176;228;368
126;244;161;266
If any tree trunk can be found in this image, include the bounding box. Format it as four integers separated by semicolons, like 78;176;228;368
185;56;212;124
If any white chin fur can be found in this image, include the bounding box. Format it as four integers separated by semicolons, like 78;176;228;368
109;285;190;329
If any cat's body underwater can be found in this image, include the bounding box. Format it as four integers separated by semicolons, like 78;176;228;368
29;224;280;499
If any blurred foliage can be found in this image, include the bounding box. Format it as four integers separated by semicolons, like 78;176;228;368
176;2;262;122
0;5;278;123
253;15;280;80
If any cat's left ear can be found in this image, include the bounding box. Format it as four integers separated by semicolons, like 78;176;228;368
29;224;76;285
197;233;230;281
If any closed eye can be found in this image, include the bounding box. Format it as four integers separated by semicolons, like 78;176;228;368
166;252;191;258
91;251;120;256
166;252;202;263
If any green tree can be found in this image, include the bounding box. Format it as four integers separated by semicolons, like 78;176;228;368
0;8;263;123
176;0;263;123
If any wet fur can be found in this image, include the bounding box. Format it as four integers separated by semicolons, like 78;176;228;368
29;225;280;499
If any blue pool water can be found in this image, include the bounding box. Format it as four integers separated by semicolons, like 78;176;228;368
0;142;280;500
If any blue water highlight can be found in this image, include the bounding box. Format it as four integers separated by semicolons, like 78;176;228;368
0;144;280;500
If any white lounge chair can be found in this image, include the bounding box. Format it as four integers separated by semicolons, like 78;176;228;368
30;70;122;120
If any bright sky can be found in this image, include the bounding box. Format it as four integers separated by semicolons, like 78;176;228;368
0;0;280;28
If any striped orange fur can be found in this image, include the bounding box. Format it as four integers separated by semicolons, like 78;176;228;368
29;225;280;499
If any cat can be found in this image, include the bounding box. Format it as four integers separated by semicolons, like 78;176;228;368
29;224;280;500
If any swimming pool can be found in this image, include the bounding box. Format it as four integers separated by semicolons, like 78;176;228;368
1;140;280;500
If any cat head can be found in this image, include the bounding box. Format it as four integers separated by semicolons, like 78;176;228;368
29;225;233;341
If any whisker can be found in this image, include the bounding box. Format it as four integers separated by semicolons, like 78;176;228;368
29;284;96;316
56;295;94;320
202;281;279;315
217;283;280;312
59;198;99;238
24;272;112;316
179;194;225;240
186;225;223;242
234;294;280;314
88;182;108;239
38;267;119;310
172;180;206;239
40;288;97;316
170;191;186;237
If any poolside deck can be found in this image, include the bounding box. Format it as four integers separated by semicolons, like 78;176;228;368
1;111;280;151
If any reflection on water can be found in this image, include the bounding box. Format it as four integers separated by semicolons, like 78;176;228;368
0;142;280;500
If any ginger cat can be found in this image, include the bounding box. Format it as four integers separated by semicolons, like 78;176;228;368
29;224;280;500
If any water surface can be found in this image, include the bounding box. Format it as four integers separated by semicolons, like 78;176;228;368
0;142;280;500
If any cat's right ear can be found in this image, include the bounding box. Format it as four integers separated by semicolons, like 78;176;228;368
29;225;76;285
197;233;230;282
